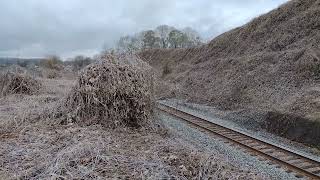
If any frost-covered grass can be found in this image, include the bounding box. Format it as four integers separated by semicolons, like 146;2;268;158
0;124;262;179
0;74;262;179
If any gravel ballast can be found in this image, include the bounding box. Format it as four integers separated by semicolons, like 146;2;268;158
160;99;320;161
156;100;311;179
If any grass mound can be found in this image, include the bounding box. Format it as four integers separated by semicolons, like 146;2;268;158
0;71;41;97
140;0;320;118
55;54;154;128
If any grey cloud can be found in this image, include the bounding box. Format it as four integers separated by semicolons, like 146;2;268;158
0;0;287;58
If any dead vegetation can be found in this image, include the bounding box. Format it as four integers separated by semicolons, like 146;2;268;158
0;124;261;179
264;111;320;147
49;53;155;129
141;0;320;116
0;55;263;179
0;78;73;135
162;62;172;77
139;0;320;146
0;71;41;97
313;63;320;79
44;69;62;79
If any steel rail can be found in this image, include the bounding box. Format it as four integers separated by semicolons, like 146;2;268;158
157;103;320;179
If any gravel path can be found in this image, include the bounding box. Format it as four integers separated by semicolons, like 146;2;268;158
156;101;311;179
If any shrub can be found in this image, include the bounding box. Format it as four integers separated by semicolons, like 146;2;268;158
52;53;154;128
0;71;41;96
40;55;63;70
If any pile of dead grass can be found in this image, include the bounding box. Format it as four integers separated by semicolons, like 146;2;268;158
53;53;154;128
0;71;41;97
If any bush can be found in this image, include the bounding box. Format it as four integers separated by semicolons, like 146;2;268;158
40;55;63;70
0;71;41;96
52;54;154;128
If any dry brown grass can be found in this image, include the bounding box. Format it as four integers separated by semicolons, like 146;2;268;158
0;124;262;179
49;54;154;128
139;0;320;119
0;78;74;134
0;71;41;97
44;69;62;79
0;57;263;179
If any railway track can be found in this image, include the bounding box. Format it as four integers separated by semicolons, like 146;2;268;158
157;103;320;179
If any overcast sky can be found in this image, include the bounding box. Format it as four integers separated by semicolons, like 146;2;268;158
0;0;287;59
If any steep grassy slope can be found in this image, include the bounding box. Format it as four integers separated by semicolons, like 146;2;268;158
140;0;320;145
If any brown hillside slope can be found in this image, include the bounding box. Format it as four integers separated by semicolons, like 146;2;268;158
140;0;320;145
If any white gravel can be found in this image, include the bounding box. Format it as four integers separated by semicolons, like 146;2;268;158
156;100;317;179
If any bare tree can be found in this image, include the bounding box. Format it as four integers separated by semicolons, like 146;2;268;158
156;25;172;48
168;30;189;48
112;25;203;52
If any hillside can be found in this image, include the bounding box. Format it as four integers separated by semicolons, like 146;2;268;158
140;0;320;145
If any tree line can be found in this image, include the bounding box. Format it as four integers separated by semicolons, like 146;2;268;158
115;25;203;52
1;55;93;72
